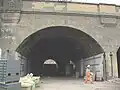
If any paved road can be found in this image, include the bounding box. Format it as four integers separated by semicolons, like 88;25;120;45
34;77;120;90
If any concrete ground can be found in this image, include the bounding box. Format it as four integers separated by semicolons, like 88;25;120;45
35;77;120;90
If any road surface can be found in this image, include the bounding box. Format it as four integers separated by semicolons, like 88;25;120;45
34;77;120;90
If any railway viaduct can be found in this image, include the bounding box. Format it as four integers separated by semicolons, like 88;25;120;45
0;0;120;80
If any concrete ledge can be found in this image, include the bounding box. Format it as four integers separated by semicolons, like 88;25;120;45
22;1;120;15
0;10;119;18
0;1;120;18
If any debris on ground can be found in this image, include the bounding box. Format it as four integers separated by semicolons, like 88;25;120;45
106;78;120;84
19;73;40;89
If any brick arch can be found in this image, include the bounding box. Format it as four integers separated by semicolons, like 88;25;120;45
16;25;104;59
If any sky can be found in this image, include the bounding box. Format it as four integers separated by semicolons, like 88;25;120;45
52;0;120;5
73;0;120;5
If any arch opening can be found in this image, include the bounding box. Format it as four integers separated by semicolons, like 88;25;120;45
43;59;58;77
16;26;104;77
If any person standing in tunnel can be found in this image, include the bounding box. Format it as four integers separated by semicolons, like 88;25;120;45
84;65;93;84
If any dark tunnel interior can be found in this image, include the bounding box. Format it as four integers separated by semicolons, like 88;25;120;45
16;26;104;77
28;37;83;76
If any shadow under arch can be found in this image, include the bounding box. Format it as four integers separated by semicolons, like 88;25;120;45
16;26;105;76
117;47;120;78
16;26;104;59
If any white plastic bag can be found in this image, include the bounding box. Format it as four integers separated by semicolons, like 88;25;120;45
19;73;40;88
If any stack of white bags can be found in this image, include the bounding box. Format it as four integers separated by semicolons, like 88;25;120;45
19;73;40;89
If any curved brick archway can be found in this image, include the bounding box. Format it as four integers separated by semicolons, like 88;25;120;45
16;26;104;76
16;26;104;58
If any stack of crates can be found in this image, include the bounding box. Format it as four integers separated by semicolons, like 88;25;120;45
0;59;21;90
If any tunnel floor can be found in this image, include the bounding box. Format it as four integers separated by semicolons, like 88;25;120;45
34;77;120;90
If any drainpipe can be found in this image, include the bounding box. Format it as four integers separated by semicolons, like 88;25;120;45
0;48;2;59
103;52;107;81
110;52;113;77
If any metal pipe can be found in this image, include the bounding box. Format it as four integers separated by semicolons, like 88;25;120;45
103;52;107;81
110;52;113;77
